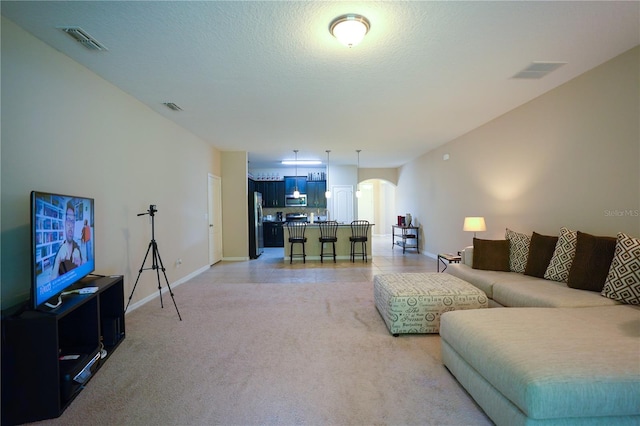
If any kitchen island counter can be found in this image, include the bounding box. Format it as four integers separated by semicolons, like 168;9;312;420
283;223;374;261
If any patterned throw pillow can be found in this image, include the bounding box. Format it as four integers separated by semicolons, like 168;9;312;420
544;227;578;283
601;233;640;305
505;228;530;273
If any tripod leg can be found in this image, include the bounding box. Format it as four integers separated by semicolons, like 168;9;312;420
154;245;183;321
151;241;164;309
125;241;153;313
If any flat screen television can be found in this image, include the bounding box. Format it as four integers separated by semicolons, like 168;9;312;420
31;191;95;309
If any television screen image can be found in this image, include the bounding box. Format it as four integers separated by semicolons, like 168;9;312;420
31;191;95;309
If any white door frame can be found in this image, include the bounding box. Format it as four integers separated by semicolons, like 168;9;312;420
208;174;223;264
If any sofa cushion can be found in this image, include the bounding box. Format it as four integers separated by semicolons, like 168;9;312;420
447;263;522;299
544;227;578;283
440;305;640;420
505;228;530;273
602;232;640;305
567;231;617;292
524;232;558;278
472;238;510;271
492;275;619;308
447;262;618;307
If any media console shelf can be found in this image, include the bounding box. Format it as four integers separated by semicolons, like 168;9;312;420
1;275;125;425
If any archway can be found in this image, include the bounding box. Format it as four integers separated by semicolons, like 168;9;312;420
357;178;397;236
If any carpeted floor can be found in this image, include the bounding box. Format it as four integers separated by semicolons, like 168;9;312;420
33;272;492;425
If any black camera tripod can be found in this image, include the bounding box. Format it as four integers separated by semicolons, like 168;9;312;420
125;205;182;320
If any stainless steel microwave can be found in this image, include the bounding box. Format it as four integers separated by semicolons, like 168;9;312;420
285;194;307;207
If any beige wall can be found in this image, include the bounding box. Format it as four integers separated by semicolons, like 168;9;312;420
397;46;640;256
1;18;222;309
221;151;249;260
360;168;398;186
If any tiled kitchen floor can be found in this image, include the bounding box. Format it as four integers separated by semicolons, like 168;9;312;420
206;235;438;284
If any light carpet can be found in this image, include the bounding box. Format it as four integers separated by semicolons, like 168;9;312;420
34;277;491;425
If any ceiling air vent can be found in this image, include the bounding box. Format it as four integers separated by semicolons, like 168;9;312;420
512;62;567;79
59;27;108;51
163;102;183;111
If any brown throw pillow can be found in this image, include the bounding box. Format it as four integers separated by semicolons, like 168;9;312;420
524;232;559;278
567;231;617;292
472;238;510;271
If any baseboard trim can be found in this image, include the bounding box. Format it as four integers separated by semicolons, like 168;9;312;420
125;264;210;314
423;251;437;259
223;256;249;261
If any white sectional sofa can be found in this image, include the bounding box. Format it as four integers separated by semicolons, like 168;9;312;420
446;247;620;309
439;229;640;425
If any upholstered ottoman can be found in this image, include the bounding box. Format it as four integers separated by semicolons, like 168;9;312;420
374;273;488;335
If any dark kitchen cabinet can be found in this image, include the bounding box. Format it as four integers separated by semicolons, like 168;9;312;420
307;180;327;208
255;181;285;208
263;222;284;247
284;176;306;196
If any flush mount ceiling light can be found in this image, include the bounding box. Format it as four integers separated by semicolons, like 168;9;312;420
329;14;370;48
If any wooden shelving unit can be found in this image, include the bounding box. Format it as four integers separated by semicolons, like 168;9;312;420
1;275;125;425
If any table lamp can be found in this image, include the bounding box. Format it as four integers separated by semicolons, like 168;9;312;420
463;217;486;238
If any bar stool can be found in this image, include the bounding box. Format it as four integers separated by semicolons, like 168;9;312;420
318;221;339;263
350;220;370;262
286;222;307;264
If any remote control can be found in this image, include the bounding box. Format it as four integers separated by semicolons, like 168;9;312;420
78;287;99;294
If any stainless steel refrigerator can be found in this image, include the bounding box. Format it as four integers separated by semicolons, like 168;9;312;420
249;191;264;259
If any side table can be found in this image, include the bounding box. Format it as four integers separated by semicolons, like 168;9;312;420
392;225;419;253
437;253;462;272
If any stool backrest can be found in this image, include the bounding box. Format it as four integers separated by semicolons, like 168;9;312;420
286;221;307;239
350;220;370;238
319;221;338;239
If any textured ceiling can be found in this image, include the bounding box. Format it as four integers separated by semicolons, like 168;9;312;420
2;1;639;168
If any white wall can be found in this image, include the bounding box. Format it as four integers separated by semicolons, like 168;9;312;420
1;17;221;310
396;46;640;256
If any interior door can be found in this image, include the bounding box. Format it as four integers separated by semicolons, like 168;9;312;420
332;185;354;224
208;174;223;264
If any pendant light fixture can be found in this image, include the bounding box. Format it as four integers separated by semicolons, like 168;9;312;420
355;149;362;198
293;150;300;198
325;150;332;199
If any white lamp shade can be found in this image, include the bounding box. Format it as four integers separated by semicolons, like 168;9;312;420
325;190;332;199
293;189;300;198
330;15;370;48
463;217;486;232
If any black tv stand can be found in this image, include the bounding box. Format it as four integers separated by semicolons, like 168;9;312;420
1;275;125;425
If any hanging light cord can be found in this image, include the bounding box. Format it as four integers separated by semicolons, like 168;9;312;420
325;150;331;199
356;150;362;198
293;150;300;198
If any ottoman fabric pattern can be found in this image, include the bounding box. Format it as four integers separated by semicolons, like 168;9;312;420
374;273;488;334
